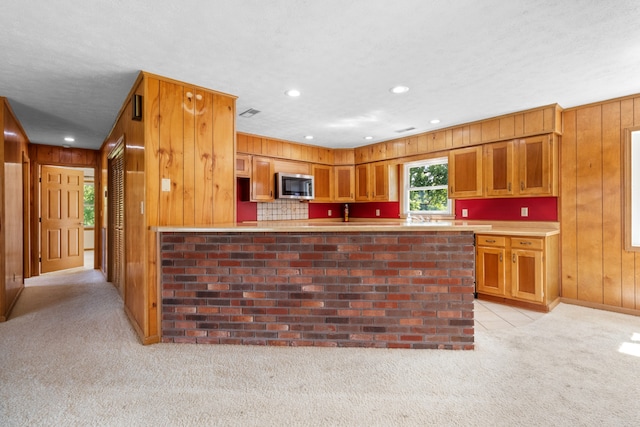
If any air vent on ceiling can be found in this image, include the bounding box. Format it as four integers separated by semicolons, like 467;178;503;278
239;108;260;118
395;127;416;133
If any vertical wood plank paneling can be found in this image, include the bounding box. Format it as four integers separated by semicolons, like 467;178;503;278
158;81;184;226
183;88;196;224
212;94;235;224
601;102;622;306
195;90;214;224
634;98;640;309
620;98;636;308
0;106;6;316
124;89;147;335
575;105;603;303
145;77;161;229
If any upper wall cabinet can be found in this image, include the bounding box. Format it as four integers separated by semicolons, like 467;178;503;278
236;154;251;178
355;162;398;202
312;164;333;202
251;156;274;201
449;146;483;198
484;141;516;197
334;165;355;202
460;134;557;199
517;134;556;196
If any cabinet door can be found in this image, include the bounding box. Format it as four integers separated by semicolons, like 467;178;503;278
334;166;355;202
511;248;543;303
371;163;389;200
251;156;274;201
449;146;483;198
236;154;251;178
312;164;333;202
484;141;515;196
517;135;552;195
355;164;371;201
477;246;507;297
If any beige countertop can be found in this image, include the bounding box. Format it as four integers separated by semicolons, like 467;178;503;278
152;219;559;236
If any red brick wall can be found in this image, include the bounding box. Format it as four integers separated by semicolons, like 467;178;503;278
160;231;475;349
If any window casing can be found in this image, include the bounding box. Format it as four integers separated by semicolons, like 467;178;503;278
403;157;451;217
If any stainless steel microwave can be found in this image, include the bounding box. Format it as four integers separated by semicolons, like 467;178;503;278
276;173;314;200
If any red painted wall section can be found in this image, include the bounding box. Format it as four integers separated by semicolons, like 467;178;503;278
236;178;257;222
349;202;400;219
308;202;400;220
455;197;558;221
308;203;343;219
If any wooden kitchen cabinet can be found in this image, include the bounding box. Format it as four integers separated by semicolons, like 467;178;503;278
251;156;274;201
484;141;515;196
355;162;398;202
476;236;507;297
334;165;355;202
476;233;559;311
511;242;544;303
312;164;333;202
236;154;251;178
355;164;370;201
449;146;483;198
517;134;556;196
482;134;557;198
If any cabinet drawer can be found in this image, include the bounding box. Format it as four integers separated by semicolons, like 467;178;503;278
511;238;543;250
476;235;506;247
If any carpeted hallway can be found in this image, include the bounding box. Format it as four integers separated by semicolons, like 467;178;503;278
1;269;639;426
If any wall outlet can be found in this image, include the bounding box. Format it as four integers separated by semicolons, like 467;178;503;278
376;209;381;217
521;207;529;217
328;209;332;217
462;208;468;218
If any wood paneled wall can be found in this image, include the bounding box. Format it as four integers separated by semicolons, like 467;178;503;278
0;98;29;321
560;95;640;312
101;72;237;344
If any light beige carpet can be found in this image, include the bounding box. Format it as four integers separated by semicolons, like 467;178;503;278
1;270;639;426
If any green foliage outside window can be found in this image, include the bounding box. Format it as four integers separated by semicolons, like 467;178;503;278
408;162;449;213
84;183;95;226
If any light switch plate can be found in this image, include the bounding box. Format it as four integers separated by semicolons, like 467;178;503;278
376;209;381;217
162;178;171;192
328;209;332;217
462;209;468;217
521;207;529;217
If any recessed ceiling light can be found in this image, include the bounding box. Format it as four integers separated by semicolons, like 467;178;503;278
62;145;70;149
389;86;409;94
285;89;301;97
304;135;314;140
363;136;374;140
64;136;75;142
430;119;441;124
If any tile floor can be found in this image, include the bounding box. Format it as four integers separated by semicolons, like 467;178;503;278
474;298;546;331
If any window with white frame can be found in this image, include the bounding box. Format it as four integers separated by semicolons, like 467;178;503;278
403;157;451;216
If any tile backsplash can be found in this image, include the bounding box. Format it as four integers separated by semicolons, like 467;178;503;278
257;199;309;221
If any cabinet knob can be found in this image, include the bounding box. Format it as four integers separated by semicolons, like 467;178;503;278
520;182;524;191
486;239;496;243
520;241;532;245
499;253;503;262
512;253;516;263
508;182;511;192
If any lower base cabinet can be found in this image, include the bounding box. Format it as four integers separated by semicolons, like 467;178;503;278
476;233;559;311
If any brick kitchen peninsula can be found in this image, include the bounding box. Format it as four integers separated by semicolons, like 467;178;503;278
155;222;489;350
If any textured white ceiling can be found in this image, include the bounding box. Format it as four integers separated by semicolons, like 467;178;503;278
1;0;640;150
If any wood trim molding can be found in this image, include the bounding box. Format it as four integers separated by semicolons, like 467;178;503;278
560;297;640;317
